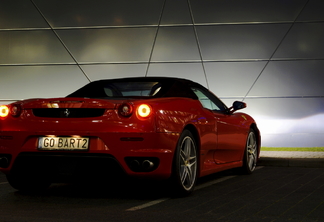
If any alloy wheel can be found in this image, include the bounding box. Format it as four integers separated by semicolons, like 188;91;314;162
179;135;197;191
246;130;257;172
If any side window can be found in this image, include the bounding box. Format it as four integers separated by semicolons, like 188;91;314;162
191;87;227;112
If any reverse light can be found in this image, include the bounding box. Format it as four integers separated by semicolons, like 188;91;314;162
10;104;22;117
118;103;133;117
0;105;9;117
137;104;151;118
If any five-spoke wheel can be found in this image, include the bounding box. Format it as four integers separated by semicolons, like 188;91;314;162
242;129;258;174
172;130;197;196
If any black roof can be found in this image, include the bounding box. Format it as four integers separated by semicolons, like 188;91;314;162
67;76;202;99
92;76;197;84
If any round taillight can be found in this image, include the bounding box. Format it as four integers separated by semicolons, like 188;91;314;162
118;103;133;117
10;104;21;117
0;105;9;118
137;104;151;118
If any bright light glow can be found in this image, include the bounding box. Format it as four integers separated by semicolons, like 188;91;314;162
71;135;82;138
47;103;59;108
253;114;324;147
137;104;151;118
0;105;9;117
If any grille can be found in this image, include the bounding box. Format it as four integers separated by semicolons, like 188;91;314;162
32;108;105;118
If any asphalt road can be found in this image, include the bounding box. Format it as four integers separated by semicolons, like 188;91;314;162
1;166;324;222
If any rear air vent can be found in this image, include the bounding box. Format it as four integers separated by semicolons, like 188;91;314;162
32;108;105;118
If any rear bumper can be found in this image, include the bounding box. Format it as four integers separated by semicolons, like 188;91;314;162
0;131;180;180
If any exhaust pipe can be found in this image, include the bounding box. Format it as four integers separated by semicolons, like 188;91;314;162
125;157;158;172
142;160;154;170
130;160;140;171
0;157;9;168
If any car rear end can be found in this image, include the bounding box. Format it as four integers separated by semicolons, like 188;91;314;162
0;97;180;182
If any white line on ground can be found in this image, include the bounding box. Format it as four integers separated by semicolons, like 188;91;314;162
196;166;263;190
126;167;263;212
126;198;170;211
126;175;236;211
195;175;236;190
126;166;264;211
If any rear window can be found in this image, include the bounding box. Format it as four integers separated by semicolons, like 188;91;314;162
103;82;161;97
67;81;163;99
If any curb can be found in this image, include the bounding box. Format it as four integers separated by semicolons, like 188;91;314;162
257;157;324;168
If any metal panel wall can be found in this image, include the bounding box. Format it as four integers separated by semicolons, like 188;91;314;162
1;0;324;147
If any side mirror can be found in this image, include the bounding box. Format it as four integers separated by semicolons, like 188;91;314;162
228;101;246;113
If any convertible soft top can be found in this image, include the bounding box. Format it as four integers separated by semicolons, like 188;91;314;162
67;77;199;99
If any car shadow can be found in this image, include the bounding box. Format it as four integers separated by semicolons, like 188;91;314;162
12;168;243;200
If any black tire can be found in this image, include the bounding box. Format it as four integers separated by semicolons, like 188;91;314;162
6;173;51;193
171;130;198;196
241;129;258;174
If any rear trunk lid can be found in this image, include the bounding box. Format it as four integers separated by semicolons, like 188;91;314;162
20;98;117;118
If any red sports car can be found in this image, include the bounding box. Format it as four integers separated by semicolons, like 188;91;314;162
0;77;260;195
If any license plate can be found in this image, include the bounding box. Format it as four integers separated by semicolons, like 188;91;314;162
38;137;89;151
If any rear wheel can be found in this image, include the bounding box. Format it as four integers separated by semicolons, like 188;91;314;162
241;129;258;174
171;130;198;196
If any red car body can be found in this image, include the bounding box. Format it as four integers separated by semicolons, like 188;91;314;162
0;77;260;195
